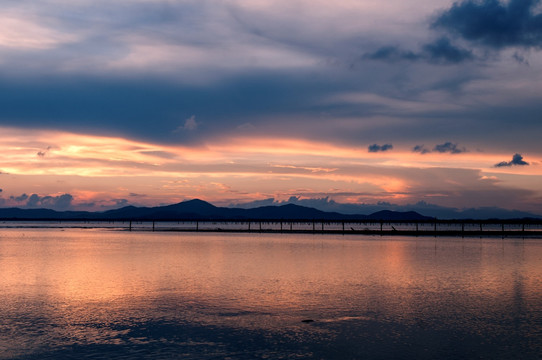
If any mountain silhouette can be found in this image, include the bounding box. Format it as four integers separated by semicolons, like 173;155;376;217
0;199;433;221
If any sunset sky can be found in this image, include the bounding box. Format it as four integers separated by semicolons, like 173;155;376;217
1;0;541;216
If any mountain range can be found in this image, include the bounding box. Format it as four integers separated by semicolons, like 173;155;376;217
0;199;434;221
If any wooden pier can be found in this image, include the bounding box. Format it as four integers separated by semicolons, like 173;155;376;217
123;219;542;237
1;219;541;237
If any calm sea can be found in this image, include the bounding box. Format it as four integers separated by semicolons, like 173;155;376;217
1;228;541;359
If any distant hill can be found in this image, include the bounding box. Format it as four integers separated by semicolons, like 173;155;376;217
0;199;433;221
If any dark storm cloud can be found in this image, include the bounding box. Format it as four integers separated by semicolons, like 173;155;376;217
0;69;416;147
11;193;29;202
0;74;327;143
364;37;473;64
0;0;540;156
363;46;420;62
365;0;542;66
433;0;542;49
413;142;466;154
2;68;540;153
494;153;530;167
422;37;474;63
433;142;467;154
368;144;393;153
413;145;431;154
21;193;74;210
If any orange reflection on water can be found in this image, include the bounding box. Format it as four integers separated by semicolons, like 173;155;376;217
2;229;542;320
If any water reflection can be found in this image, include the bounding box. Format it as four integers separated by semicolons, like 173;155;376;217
0;229;541;359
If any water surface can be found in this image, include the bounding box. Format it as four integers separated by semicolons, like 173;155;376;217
1;229;541;359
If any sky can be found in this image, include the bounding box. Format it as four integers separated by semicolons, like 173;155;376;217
1;0;542;217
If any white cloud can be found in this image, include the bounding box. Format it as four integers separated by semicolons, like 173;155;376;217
174;115;198;132
183;115;198;131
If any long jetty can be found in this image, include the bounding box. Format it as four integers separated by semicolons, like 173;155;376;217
5;218;540;237
138;219;542;237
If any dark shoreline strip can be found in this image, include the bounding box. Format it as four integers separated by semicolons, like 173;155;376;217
1;224;541;238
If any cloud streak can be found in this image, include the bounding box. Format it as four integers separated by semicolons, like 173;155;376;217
364;37;474;64
368;144;393;153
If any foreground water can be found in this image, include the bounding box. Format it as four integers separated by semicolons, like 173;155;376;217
1;229;541;359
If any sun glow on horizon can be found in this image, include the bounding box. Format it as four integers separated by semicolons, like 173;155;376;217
0;126;540;213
